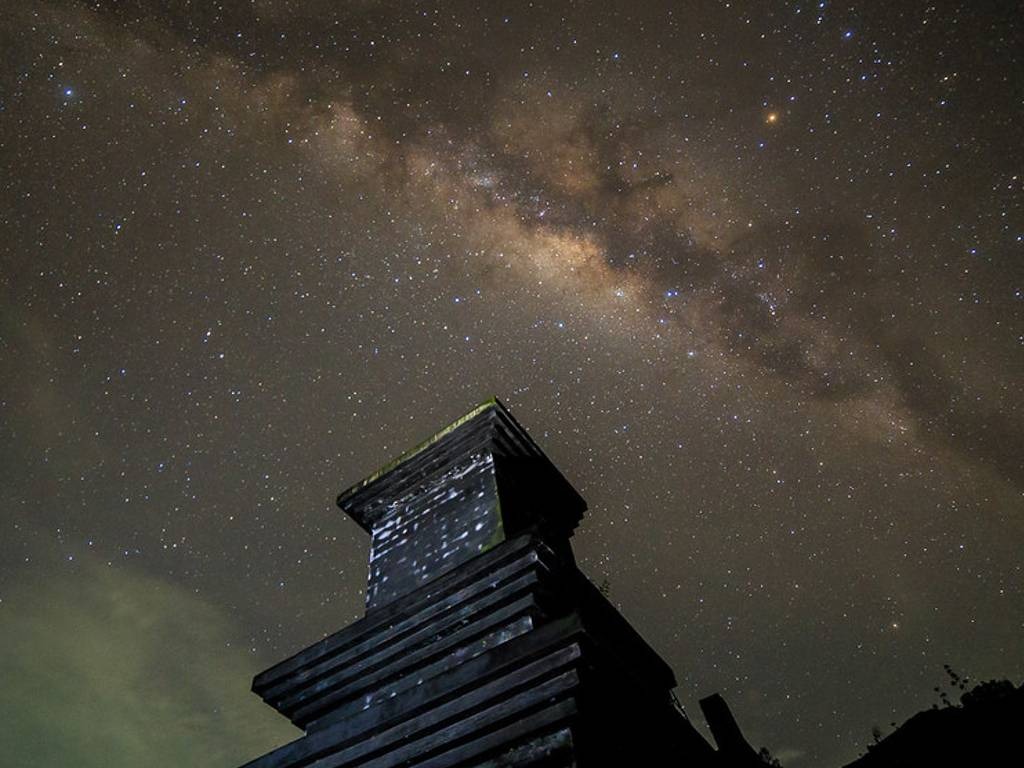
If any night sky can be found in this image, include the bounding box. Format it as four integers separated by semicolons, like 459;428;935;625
2;2;1022;766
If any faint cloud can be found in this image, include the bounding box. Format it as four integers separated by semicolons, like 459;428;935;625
0;558;297;768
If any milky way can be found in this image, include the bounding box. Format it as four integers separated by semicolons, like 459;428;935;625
1;3;1022;766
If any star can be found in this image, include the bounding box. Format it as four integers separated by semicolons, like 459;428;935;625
1;4;1019;767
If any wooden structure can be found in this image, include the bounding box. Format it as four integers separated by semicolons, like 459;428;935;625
240;398;727;767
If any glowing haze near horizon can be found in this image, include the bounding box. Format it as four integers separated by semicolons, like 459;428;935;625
1;2;1021;766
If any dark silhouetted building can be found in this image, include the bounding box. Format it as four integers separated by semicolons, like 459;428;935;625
238;398;764;767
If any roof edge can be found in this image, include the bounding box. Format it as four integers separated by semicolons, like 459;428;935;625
336;396;504;516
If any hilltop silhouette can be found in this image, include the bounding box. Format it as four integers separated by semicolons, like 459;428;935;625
843;672;1024;768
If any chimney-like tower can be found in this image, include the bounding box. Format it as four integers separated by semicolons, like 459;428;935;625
240;398;719;767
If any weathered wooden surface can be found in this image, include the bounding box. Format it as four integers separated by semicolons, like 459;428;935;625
240;400;718;767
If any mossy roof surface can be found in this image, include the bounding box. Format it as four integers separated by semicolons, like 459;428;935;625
336;396;502;508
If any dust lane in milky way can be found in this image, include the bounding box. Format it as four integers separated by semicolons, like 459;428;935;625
1;2;1021;767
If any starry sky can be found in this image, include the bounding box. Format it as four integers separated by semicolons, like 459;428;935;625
1;2;1022;766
